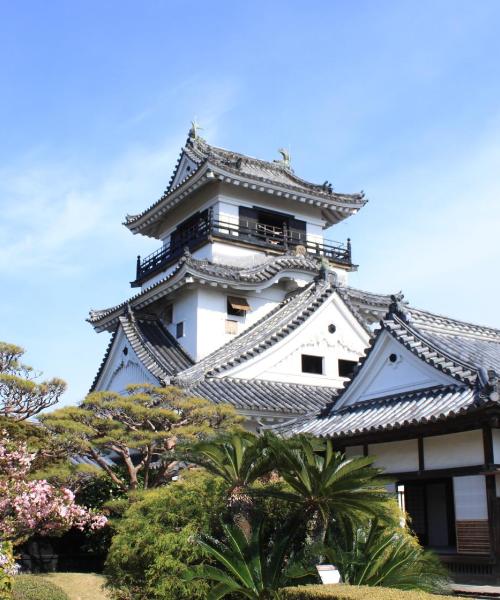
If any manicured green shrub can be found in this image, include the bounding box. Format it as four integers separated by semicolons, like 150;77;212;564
12;575;70;600
104;470;227;600
280;584;465;599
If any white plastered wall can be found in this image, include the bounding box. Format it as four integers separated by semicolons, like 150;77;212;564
221;292;370;387
94;327;159;393
453;475;488;520
194;285;285;360
492;428;500;463
165;288;198;359
368;439;419;473
344;445;364;458
424;430;484;469
335;330;458;409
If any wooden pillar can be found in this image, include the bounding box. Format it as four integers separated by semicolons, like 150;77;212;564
418;436;425;473
483;426;498;560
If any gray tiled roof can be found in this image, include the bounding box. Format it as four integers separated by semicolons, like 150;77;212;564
174;279;336;386
283;300;500;438
125;135;367;230
407;307;500;375
88;253;321;329
90;314;193;391
191;377;336;415
126;316;194;377
286;385;480;438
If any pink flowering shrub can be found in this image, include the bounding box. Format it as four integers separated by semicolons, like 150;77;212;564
0;431;107;544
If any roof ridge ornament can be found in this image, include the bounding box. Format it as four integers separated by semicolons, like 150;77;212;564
318;259;338;285
274;147;292;170
188;119;203;142
480;368;500;401
389;292;411;323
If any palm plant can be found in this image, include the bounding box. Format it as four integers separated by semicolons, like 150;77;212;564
183;432;274;537
323;518;449;593
263;434;394;545
184;517;314;599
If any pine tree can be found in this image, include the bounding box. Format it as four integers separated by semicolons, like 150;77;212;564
41;384;243;491
0;341;66;420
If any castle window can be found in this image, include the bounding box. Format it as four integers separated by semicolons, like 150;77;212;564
227;296;250;317
164;304;173;325
176;321;184;339
338;359;357;378
301;354;324;375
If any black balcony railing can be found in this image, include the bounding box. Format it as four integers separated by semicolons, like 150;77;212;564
132;214;352;286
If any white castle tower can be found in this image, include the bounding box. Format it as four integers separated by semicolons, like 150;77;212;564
88;127;391;428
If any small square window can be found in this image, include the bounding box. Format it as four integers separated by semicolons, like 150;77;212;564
176;321;184;339
301;354;324;375
164;304;173;325
227;296;250;317
338;359;357;378
225;319;238;335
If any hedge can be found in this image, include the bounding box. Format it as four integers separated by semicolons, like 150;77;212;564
280;584;467;599
12;575;70;600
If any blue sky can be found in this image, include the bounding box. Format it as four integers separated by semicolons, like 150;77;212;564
1;1;499;406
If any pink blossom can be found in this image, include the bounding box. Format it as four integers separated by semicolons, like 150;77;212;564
0;431;107;543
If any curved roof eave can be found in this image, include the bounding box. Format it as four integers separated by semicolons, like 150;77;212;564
87;254;323;332
125;161;367;237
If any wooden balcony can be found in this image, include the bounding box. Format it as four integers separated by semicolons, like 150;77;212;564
131;215;352;287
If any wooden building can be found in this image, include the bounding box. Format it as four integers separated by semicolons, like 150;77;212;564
288;294;500;580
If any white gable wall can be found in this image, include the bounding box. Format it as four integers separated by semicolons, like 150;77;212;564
169;153;198;190
335;330;457;409
221;292;370;387
94;327;159;393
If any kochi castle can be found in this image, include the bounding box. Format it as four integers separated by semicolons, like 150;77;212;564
88;124;392;427
89;126;500;579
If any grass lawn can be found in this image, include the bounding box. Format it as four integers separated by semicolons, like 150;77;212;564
40;573;111;600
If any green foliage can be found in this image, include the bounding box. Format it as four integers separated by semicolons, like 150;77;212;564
41;385;243;491
280;584;463;599
185;517;314;599
184;432;274;536
12;575;70;600
0;541;15;600
323;518;448;593
105;470;227;600
0;341;66;421
262;434;395;545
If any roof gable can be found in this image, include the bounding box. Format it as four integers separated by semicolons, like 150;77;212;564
124;134;367;236
167;150;199;191
221;288;371;384
91;314;194;391
335;329;457;410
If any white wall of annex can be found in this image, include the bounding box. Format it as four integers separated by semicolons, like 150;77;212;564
453;475;488;520
368;439;419;473
424;430;484;470
344;445;364;458
492;428;500;463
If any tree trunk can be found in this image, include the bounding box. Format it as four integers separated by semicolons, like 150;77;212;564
229;487;254;540
306;509;328;548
